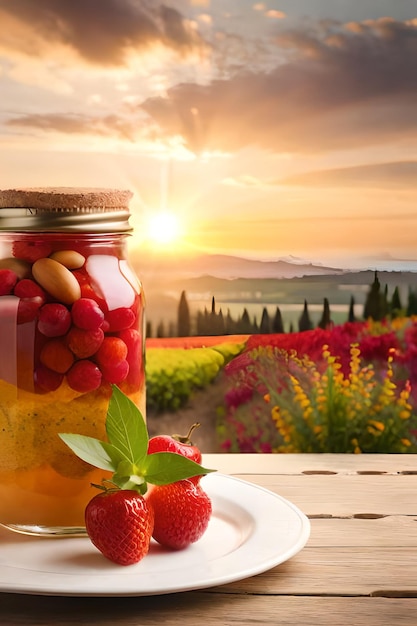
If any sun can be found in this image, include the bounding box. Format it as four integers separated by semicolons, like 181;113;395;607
146;210;182;246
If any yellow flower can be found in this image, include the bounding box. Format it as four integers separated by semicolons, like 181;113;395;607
253;340;416;454
399;410;411;420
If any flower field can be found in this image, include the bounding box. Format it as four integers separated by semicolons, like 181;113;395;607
146;318;417;453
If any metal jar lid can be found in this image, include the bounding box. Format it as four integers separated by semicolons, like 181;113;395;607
0;187;134;232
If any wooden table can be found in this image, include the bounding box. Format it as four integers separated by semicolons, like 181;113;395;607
1;454;417;625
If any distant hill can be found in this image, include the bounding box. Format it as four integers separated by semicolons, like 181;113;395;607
166;270;417;303
133;252;344;281
130;251;417;331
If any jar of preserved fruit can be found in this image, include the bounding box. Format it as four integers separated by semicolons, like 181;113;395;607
0;187;145;536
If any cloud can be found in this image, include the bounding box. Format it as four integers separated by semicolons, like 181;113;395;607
280;161;417;189
6;112;143;142
265;10;286;19
0;0;208;66
3;13;417;157
140;18;417;154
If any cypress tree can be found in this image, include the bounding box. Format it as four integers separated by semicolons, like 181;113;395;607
272;306;284;333
298;300;313;332
318;297;332;329
217;308;225;335
239;308;252;333
363;271;385;321
225;309;234;334
348;295;356;322
260;307;271;334
390;286;402;318
407;288;417;316
177;290;191;337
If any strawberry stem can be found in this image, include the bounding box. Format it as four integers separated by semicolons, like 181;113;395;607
90;480;120;493
173;422;201;445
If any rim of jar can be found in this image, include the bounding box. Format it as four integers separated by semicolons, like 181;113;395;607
0;187;134;232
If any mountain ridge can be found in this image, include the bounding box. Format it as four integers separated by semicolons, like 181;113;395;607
133;252;345;280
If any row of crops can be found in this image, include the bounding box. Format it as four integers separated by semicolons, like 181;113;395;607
145;338;246;411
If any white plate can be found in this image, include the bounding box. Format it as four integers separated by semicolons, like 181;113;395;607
0;473;310;597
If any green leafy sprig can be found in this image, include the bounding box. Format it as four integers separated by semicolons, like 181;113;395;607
59;386;215;494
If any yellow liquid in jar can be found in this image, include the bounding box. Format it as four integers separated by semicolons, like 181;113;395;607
0;380;145;529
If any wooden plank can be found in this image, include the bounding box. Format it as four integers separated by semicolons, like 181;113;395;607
1;593;416;626
225;474;417;516
205;453;417;476
217;547;417;597
309;516;417;548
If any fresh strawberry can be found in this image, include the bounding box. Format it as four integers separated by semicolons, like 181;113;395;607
146;479;212;550
85;487;154;566
148;423;202;464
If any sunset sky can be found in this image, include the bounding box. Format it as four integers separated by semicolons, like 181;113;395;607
1;1;417;269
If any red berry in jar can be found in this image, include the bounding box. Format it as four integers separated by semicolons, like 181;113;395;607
118;329;143;390
17;296;44;324
37;303;72;337
40;339;74;374
71;269;90;287
66;360;102;393
71;297;105;330
0;269;18;295
100;359;129;384
95;336;128;367
105;307;135;332
14;278;47;303
34;364;64;392
66;327;104;359
12;240;53;263
73;271;108;311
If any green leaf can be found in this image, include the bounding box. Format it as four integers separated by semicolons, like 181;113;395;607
106;385;148;466
100;440;132;468
142;452;216;486
59;433;117;472
112;460;146;493
59;386;217;490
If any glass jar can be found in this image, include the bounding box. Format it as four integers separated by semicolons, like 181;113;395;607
0;188;145;536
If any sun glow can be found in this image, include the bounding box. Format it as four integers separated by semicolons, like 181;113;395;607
146;210;182;246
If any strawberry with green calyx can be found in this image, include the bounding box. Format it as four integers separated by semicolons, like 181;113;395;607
147;422;202;464
59;386;215;497
146;479;212;550
85;483;154;566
